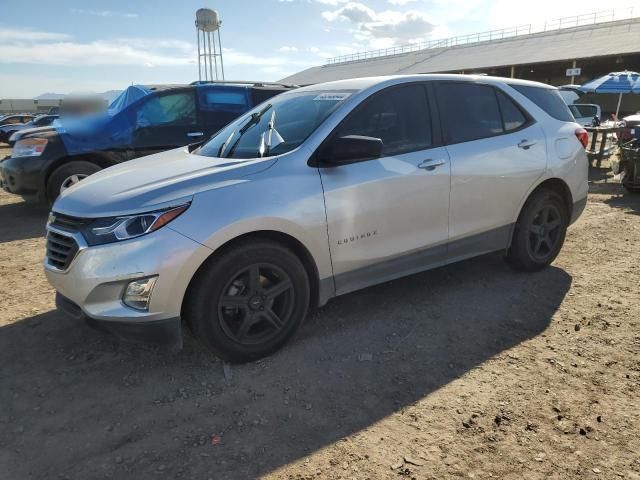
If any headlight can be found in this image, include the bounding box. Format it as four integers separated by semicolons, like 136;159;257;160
12;138;48;157
84;204;189;246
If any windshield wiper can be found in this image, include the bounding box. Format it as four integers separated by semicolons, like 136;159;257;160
262;110;284;157
241;103;272;134
225;103;273;158
217;130;235;157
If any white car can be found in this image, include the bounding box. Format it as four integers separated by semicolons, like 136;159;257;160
44;74;589;362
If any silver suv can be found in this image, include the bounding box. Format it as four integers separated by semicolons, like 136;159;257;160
45;75;588;362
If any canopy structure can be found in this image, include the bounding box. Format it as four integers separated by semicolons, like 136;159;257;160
580;71;640;119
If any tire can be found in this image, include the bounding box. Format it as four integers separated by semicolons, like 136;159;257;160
46;161;102;204
507;189;568;272
184;240;310;363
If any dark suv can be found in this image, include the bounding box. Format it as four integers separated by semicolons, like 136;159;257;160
0;82;295;204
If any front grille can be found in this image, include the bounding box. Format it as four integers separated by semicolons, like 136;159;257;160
46;230;80;271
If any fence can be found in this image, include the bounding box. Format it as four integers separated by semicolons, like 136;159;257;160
325;7;637;65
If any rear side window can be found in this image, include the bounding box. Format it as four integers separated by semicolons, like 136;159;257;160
438;83;503;144
511;85;574;122
496;90;527;131
569;104;598;118
336;84;432;156
199;87;249;112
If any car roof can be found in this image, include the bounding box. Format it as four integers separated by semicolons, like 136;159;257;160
294;74;557;95
139;82;296;92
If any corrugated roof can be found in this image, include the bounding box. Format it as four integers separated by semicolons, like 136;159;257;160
280;18;640;85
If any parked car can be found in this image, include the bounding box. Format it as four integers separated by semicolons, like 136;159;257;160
0;114;36;142
6;114;59;146
568;103;601;126
0;82;295;204
44;74;588;362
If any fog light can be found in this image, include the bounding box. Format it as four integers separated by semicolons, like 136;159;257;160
123;276;158;311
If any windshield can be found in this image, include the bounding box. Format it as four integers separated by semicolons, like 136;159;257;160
196;89;354;159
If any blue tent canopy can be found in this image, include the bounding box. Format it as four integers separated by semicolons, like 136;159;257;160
580;71;640;94
580;71;640;119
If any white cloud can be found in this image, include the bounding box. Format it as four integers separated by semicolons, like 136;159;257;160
0;28;310;70
322;2;376;23
70;8;138;19
279;46;299;52
0;28;70;42
321;2;437;47
388;0;418;4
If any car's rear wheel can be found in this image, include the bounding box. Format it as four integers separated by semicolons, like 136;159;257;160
46;161;102;204
184;240;310;363
507;189;568;271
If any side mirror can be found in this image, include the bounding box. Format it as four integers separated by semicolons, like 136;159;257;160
317;135;383;166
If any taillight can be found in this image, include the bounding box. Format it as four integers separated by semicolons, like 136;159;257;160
575;128;589;149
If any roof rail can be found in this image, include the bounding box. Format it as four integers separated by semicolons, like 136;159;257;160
190;80;299;88
325;7;638;65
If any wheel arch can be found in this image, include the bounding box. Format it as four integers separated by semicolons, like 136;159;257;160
515;177;573;222
529;178;573;218
43;152;123;189
509;177;573;248
181;229;323;322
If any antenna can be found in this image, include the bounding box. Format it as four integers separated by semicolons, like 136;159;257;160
195;8;225;81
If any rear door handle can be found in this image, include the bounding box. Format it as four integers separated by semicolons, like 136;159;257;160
187;131;204;138
418;159;446;171
518;139;536;150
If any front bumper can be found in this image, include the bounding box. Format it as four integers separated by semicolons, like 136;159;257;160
56;293;183;350
0;154;46;198
45;225;213;349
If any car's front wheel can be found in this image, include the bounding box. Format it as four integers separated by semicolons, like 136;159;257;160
47;161;102;204
507;189;568;271
184;240;310;362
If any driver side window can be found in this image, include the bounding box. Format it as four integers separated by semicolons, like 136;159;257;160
336;84;432;157
136;92;196;128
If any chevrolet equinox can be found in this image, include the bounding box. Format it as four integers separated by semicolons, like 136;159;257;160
45;75;588;362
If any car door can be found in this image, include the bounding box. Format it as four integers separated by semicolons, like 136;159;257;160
318;83;451;295
435;81;547;262
131;90;199;157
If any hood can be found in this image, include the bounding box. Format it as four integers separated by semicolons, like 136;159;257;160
12;126;56;142
52;147;278;218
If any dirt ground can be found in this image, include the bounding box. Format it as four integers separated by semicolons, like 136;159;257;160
0;145;638;480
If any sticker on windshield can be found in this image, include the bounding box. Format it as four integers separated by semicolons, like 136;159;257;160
313;92;351;101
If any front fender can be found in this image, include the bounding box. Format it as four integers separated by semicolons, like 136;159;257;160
168;149;333;288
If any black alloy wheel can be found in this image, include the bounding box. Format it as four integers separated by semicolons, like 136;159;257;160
526;204;563;262
218;263;295;345
507;189;568;271
185;239;310;362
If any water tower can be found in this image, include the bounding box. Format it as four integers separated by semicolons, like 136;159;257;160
195;8;225;82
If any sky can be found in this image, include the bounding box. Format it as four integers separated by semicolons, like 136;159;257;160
0;0;636;98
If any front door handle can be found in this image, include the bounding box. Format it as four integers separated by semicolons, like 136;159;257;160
518;139;536;150
418;159;446;171
187;131;204;138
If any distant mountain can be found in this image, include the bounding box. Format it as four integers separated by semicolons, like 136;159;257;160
34;93;66;100
34;90;122;103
